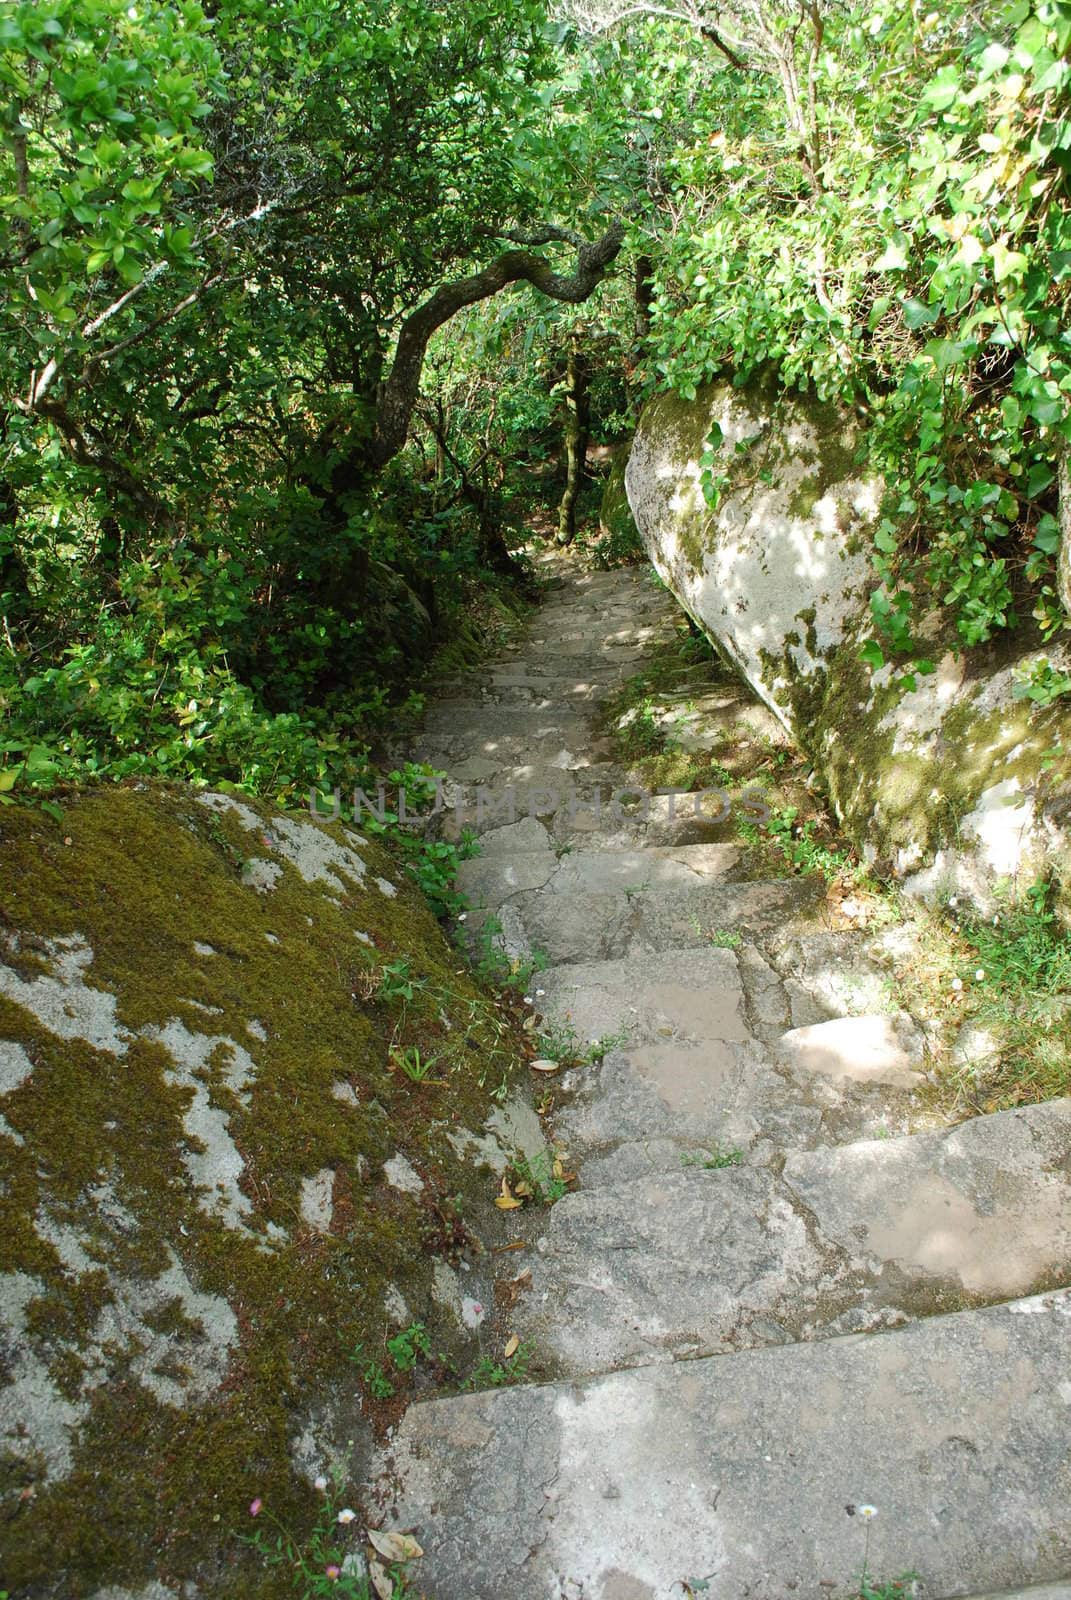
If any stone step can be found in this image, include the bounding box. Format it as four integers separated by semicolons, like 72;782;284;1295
510;1100;1071;1377
416;704;595;737
530;948;922;1163
456;842;745;910
367;1290;1071;1600
471;877;823;965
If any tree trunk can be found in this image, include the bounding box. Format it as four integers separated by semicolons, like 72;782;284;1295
0;435;26;613
557;339;590;546
1058;444;1071;620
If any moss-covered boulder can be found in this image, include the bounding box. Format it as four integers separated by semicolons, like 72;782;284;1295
0;785;532;1598
625;376;1071;910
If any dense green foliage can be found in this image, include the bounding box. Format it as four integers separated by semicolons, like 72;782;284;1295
0;0;568;801
2;0;1069;806
553;0;1071;669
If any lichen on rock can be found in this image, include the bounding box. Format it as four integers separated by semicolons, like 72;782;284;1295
625;374;1071;911
0;783;531;1597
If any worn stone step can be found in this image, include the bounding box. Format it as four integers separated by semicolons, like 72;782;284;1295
457;842;745;910
510;1100;1071;1377
416;704;594;739
367;1290;1071;1600
534;946;926;1166
472;877;823;965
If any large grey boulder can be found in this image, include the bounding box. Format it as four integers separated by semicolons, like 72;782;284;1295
625;375;1071;912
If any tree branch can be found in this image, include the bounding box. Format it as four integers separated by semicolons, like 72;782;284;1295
699;24;749;70
369;220;626;468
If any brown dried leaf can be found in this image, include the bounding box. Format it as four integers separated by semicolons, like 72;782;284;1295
495;1177;522;1210
369;1558;393;1599
369;1530;424;1562
503;1335;520;1359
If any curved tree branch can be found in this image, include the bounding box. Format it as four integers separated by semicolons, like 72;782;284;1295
370;220;626;468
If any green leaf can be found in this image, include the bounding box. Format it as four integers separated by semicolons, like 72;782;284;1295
901;297;938;330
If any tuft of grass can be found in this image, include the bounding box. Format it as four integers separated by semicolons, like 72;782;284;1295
895;879;1071;1111
741;803;863;886
680;1145;744;1170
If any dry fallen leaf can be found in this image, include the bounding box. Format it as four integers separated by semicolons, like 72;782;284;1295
503;1334;520;1359
495;1177;522;1210
514;1180;533;1197
368;1530;424;1562
369;1557;393;1600
529;1057;561;1073
552;1157;564;1179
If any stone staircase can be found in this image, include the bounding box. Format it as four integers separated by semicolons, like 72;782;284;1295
368;557;1071;1599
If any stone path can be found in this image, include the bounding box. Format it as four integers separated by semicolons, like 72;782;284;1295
369;558;1071;1599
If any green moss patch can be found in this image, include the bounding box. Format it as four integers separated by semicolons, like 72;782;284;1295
0;784;530;1598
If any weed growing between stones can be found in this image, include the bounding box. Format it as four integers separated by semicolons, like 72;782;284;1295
242;1466;419;1598
463;1339;533;1390
679;1146;743;1171
467;915;548;994
508;1151;574;1207
734;802;868;887
535;1019;628;1068
894;879;1071;1111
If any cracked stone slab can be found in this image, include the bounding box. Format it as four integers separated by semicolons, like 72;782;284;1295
502;879;823;966
550;1040;826;1170
459;844;744;912
784;1100;1071;1301
369;1290;1071;1600
518;1166;825;1373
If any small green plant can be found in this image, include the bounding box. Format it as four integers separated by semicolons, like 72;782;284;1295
536;1020;626;1067
755;804;859;884
680;1145;743;1170
376;958;423;1004
355;1356;395;1399
707;928;742;949
469;916;548;992
511;1150;571;1206
389;1045;442;1084
1012;658;1071;706
242;1464;418;1597
465;1339;533;1389
385;1322;431;1372
349;1321;432;1397
857;1579;917;1600
850;1501;917;1599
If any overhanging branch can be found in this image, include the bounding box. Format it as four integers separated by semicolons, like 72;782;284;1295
370;220;626;468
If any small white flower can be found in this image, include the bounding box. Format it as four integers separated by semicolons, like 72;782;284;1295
948;895;958;908
858;1504;878;1519
314;1476;328;1492
535;988;546;996
457;912;467;922
523;995;533;1005
337;1508;357;1526
975;968;985;981
951;977;963;992
993;914;1000;925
